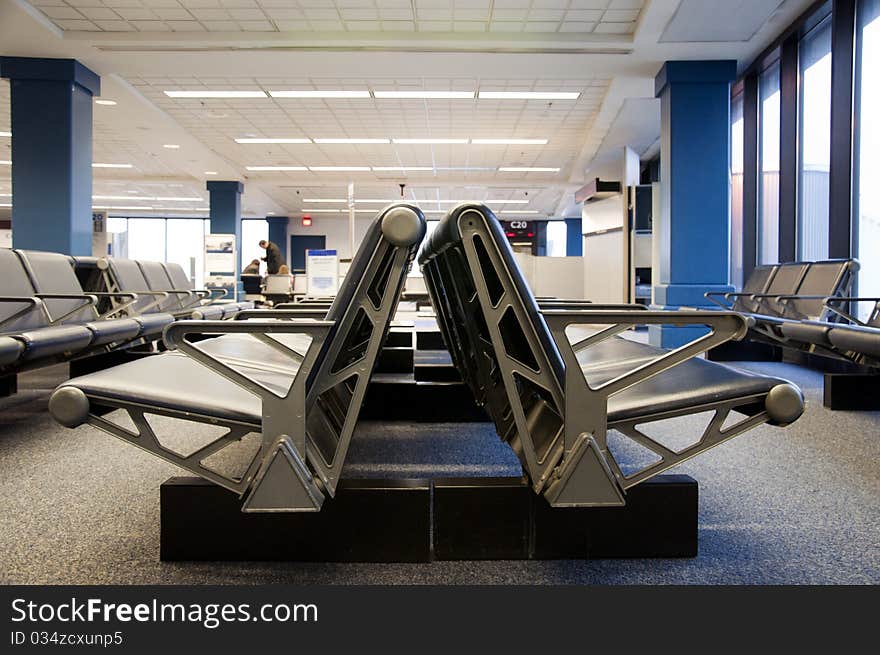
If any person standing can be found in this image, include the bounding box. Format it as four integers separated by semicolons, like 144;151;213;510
259;239;283;274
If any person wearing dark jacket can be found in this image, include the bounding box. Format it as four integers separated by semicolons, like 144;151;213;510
242;258;261;275
259;240;283;274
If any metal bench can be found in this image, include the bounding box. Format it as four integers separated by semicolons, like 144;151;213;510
0;249;167;376
418;203;804;507
49;204;427;512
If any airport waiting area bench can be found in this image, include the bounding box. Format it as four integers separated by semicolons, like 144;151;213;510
0;248;176;386
49;205;428;512
73;256;253;320
418;204;804;507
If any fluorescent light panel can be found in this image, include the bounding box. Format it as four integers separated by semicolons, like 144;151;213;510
269;90;370;98
498;167;560;172
393;138;468;144
163;144;180;149
165;90;266;98
93;163;133;169
0;160;10;165
236;138;311;144
374;91;474;99
471;138;548;145
314;138;390;144
0;131;10;137
95;99;117;106
308;166;371;172
371;166;433;171
246;166;307;171
478;91;580;100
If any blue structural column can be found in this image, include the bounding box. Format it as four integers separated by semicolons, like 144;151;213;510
266;216;288;267
650;60;738;348
0;58;100;255
565;218;582;256
207;181;243;297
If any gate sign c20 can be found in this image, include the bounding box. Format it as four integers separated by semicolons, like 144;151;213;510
508;220;529;229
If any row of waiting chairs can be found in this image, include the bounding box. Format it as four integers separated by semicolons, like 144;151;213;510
0;248;252;381
706;259;879;366
49;204;803;513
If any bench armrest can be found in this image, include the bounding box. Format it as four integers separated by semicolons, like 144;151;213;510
822;296;880;326
34;293;99;325
0;296;43;330
232;308;328;321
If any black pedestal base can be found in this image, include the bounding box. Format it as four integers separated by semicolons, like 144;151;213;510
434;475;697;559
707;340;782;362
823;373;880;410
161;477;431;562
416;331;445;350
161;474;698;562
376;347;414;373
361;379;487;421
0;374;18;397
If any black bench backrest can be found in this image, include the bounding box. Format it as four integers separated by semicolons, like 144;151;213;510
734;264;777;312
302;204;427;490
0;249;49;332
418;203;565;485
17;250;98;324
787;259;858;320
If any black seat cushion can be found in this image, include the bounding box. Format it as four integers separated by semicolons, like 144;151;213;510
828;324;880;358
15;325;94;361
0;336;25;366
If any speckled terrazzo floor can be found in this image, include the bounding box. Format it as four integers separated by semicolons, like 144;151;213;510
0;361;877;585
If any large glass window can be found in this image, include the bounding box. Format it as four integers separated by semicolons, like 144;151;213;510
166;219;206;288
758;60;781;264
730;92;745;288
856;0;880;319
126;218;167;262
241;219;270;274
798;17;833;260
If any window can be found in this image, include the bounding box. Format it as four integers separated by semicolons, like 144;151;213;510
107;217;128;258
166;219;206;288
856;0;880;319
758;60;781;264
798;16;833;260
545;221;567;257
730;92;745;288
126;218;167;262
241;219;269;274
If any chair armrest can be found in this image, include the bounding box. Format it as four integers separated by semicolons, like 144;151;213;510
822;297;880;326
0;296;43;330
232;309;328;321
34;293;99;325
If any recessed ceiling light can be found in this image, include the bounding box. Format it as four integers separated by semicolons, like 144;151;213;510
267;212;275;215
0;160;10;165
0;193;10;197
471;138;549;145
163;144;180;149
246;166;308;171
302;198;347;203
269;90;371;98
313;138;390;144
374;91;475;99
0;131;10;137
308;166;372;172
164;90;267;98
235;138;312;144
95;99;117;106
499;210;540;214
371;166;434;171
478;92;580;100
93;163;133;169
498;167;560;172
392;138;469;145
0;203;11;207
93;195;144;200
302;208;343;213
154;197;204;202
204;171;218;175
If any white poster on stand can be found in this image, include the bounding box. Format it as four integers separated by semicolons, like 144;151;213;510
205;234;237;300
306;249;339;296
